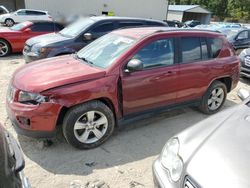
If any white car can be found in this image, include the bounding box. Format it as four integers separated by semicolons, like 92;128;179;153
0;9;52;27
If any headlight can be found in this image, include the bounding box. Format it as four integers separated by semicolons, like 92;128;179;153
18;91;48;104
160;138;183;182
30;45;46;55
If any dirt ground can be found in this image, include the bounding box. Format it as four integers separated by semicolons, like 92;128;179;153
0;53;250;188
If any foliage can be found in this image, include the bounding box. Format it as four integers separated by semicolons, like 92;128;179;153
169;0;250;21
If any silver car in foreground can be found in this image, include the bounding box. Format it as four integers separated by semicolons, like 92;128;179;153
153;89;250;188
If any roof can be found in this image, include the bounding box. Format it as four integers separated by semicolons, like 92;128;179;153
112;27;222;40
168;5;211;14
17;9;48;13
90;16;165;24
168;5;199;12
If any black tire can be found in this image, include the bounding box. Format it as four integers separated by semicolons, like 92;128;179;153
5;18;14;27
63;100;115;149
199;81;227;114
0;39;11;57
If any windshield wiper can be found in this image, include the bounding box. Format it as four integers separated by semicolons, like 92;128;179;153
74;54;94;65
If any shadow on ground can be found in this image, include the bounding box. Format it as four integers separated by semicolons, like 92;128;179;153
18;100;237;176
0;53;22;60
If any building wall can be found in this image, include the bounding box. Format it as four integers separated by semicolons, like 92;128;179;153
167;11;183;21
1;0;25;11
24;0;168;20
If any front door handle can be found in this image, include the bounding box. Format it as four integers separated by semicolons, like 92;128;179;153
154;71;176;81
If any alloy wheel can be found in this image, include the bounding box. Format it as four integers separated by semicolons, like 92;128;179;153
0;41;8;57
5;19;14;27
73;111;108;144
208;88;225;111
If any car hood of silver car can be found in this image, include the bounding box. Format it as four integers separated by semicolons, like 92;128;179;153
25;32;71;47
177;102;250;188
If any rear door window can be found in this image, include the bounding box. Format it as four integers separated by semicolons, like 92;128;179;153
91;22;115;34
17;10;26;15
26;10;46;15
181;37;201;63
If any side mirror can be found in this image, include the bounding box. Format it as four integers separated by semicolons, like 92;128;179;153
124;59;143;73
237;88;250;101
84;33;92;41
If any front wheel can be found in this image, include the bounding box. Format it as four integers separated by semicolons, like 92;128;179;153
0;39;11;57
199;81;227;114
63;101;115;149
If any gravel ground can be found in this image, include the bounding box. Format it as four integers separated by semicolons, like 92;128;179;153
1;52;250;188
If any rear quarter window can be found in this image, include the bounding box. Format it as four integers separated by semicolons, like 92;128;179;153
207;38;223;58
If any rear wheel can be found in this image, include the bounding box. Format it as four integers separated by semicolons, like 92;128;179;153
62;101;115;149
199;81;227;114
0;39;11;57
5;18;14;27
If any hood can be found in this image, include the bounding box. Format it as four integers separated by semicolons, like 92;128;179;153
0;6;9;14
182;104;250;188
26;32;71;47
0;13;11;17
12;55;106;93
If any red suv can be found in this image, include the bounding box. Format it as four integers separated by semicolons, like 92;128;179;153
7;28;240;149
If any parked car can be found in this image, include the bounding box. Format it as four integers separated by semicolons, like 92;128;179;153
7;27;239;149
164;20;183;28
0;5;9;15
226;29;250;51
23;16;168;63
0;21;64;57
239;48;250;78
0;9;52;27
153;89;250;188
0;123;31;188
183;20;201;28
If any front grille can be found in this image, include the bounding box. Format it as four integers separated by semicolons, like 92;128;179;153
23;44;31;53
245;56;250;67
184;176;199;188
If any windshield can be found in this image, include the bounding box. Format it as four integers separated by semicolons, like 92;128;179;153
77;34;137;68
59;18;94;38
220;29;240;38
10;22;30;31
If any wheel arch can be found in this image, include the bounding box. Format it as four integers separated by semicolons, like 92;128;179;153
0;38;12;53
207;76;232;94
215;77;232;93
56;97;117;127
